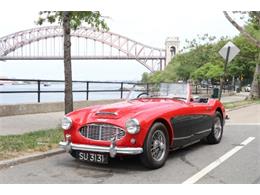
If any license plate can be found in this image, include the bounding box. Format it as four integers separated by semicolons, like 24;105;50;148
77;151;108;164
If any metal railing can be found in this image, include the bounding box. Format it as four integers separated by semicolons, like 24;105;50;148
191;84;234;95
0;78;235;103
0;78;141;103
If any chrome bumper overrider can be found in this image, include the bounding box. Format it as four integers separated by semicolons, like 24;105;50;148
59;141;143;158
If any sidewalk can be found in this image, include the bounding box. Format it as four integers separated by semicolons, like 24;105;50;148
220;92;249;103
0;111;64;135
226;104;260;124
0;93;249;136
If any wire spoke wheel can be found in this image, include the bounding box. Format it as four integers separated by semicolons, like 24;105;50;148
213;117;222;140
150;130;166;161
205;111;223;144
141;122;169;169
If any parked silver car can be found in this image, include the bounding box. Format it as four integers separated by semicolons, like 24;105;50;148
245;84;251;92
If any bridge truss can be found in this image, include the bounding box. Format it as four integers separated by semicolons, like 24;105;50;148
0;26;166;72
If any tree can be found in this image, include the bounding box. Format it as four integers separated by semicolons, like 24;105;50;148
141;72;150;83
144;32;257;87
37;11;108;113
223;11;260;98
228;33;258;86
143;36;227;83
192;63;223;81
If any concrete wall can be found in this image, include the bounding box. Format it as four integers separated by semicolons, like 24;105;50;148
0;99;122;117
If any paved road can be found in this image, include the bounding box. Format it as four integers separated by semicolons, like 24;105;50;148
0;125;258;183
0;105;259;183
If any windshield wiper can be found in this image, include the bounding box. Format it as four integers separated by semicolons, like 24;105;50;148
172;96;186;100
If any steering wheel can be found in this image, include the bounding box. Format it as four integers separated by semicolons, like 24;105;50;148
137;92;149;98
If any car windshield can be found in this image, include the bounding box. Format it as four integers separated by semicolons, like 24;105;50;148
127;83;188;100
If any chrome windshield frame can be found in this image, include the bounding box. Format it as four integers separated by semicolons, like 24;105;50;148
126;83;191;102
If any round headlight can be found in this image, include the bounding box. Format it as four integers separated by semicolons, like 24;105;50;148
126;118;140;134
62;116;72;130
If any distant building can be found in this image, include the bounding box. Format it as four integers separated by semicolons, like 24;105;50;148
165;37;180;66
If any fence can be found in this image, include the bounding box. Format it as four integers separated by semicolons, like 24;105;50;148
191;84;234;95
0;78;141;103
0;78;234;104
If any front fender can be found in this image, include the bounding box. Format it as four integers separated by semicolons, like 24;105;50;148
133;110;175;147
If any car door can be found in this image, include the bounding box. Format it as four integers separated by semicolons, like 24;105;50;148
170;103;197;147
171;100;214;148
188;101;213;140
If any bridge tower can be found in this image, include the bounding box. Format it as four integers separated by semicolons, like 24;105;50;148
165;37;180;66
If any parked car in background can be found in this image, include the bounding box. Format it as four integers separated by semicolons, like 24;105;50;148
60;83;226;169
244;84;251;92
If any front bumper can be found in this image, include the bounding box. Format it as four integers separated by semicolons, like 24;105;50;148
59;141;143;158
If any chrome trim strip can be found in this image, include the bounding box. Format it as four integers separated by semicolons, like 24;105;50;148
173;135;193;140
79;123;125;141
95;112;118;116
99;125;102;140
194;129;211;135
59;141;143;157
173;129;211;141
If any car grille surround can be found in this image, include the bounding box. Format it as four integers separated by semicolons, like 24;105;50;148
79;123;126;141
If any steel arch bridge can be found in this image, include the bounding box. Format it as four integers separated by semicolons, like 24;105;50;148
0;26;166;72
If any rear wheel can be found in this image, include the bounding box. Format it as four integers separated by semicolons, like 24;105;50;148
140;122;169;169
205;112;223;144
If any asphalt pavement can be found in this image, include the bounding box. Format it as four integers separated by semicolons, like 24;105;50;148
0;124;258;184
0;103;259;184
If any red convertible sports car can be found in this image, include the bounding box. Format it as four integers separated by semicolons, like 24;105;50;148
60;83;226;169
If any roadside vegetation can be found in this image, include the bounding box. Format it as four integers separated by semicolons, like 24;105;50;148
0;128;63;160
142;12;260;99
142;27;258;86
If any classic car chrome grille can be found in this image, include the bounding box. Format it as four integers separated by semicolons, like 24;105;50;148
79;124;125;141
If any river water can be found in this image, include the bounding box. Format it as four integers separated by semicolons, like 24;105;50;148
0;82;133;105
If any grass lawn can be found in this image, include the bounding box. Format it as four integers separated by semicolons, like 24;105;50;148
0;128;63;161
223;99;260;110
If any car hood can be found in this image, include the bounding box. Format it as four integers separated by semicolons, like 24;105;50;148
87;99;182;120
68;98;185;126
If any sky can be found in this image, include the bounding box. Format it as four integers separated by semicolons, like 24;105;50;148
0;0;258;81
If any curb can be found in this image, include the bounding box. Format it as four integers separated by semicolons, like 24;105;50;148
0;148;65;169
